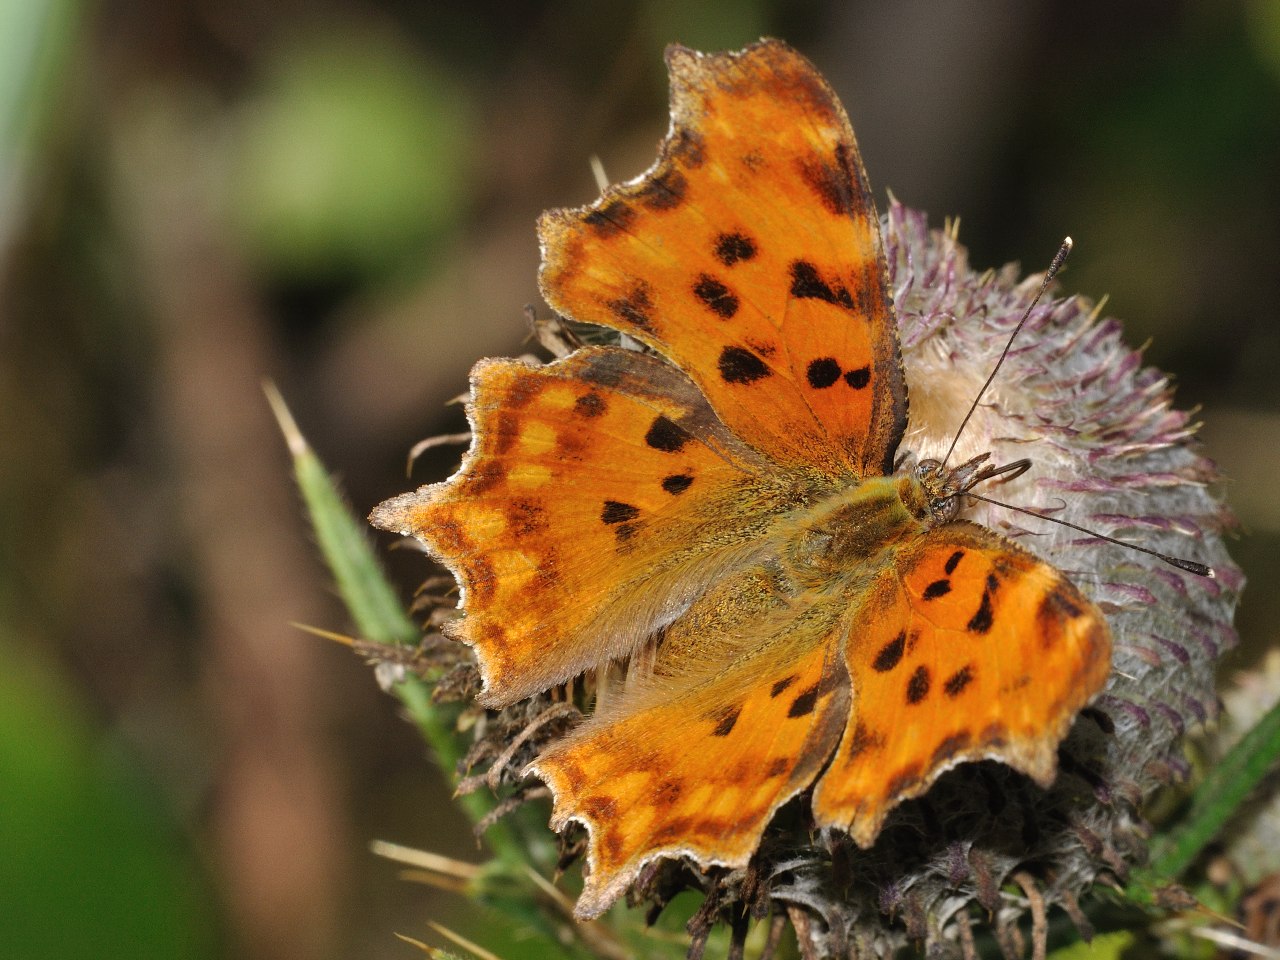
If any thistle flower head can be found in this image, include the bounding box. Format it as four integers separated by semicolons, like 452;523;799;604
763;201;1243;955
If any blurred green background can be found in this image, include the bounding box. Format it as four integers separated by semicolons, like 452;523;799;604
1;1;1278;957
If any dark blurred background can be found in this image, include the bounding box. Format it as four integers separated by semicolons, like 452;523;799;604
2;1;1277;957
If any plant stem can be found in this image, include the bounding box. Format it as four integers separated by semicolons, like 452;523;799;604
265;383;522;860
1134;694;1280;898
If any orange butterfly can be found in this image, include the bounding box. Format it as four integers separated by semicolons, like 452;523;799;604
372;39;1111;918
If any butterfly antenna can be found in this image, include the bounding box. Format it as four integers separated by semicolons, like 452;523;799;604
942;237;1073;469
967;491;1214;578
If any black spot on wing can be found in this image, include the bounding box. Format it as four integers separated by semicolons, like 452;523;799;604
463;555;496;603
693;275;739;319
463;462;503;496
490;412;519;456
667;127;705;168
582;197;636;236
1037;586;1085;650
944;550;964;575
636;168;686;210
505;376;544;409
922;578;952;600
580;793;618;822
661;474;693;495
601;501;640;525
843;366;870;389
872;632;906;672
714;232;757;266
645;415;690;453
718;346;771;384
944;665;974;698
885;763;923;799
507;498;548;536
846;721;885;760
574;392;606;418
770;675;797;697
931;731;973;767
798;143;859;217
711;705;741;737
789;260;854;308
906;666;931;704
788;683;819;718
967;574;998;634
652;778;683;808
614;521;641;545
1043;587;1083;620
806;357;841;388
607;281;654;329
978;721;1009;749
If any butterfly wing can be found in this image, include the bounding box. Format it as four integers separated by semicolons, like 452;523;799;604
532;604;849;919
371;346;791;705
539;40;907;477
813;521;1112;844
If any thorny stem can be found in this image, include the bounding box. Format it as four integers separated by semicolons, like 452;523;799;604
264;384;525;863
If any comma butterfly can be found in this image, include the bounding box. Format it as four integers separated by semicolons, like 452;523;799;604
372;39;1112;919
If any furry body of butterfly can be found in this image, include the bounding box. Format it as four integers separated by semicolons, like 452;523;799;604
372;39;1112;919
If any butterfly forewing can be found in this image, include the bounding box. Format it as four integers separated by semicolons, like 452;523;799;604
538;41;907;478
372;347;782;705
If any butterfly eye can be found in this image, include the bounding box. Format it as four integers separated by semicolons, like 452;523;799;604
930;495;962;525
904;458;963;526
915;458;943;482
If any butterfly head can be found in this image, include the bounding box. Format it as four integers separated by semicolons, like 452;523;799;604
911;452;1030;527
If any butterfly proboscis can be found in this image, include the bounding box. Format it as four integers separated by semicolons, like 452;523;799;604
939;237;1213;578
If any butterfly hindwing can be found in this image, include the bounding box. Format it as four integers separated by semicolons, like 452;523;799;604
812;521;1112;844
532;626;849;918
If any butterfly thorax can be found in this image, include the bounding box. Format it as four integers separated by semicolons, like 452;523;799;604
780;451;1011;588
782;474;929;586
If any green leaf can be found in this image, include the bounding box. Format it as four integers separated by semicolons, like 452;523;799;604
1130;693;1280;902
1047;930;1134;960
0;638;217;959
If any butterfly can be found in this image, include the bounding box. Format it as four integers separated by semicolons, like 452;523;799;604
371;39;1112;919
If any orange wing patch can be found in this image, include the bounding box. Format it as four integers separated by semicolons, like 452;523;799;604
533;639;848;919
371;346;787;706
813;522;1112;844
539;41;906;478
